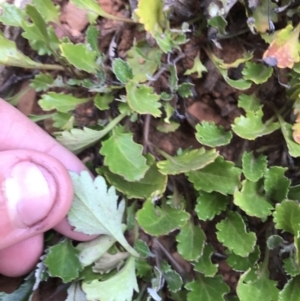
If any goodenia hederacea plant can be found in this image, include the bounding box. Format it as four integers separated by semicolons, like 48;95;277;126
187;156;242;195
242;62;273;84
242;151;267;182
0;33;63;70
176;220;206;261
195;122;233;147
278;116;300;157
264;167;291;202
185;275;230;301
135;0;166;36
82;256;139;301
184;54;208;78
193;244;218;277
237;265;279;301
70;0;133;23
226;246;260;272
101;154;167;199
263;24;300;69
44;239;82;283
205;49;252;90
279;276;300;301
0;2;26;27
216;211;256;257
157;148;218;175
232;108;280;140
161;261;183;293
195;191;229;221
126;81;161;117
112;59;133;84
39;92;90;113
136;199;190;236
56;112;127;154
100;126;149;181
273;200;300;235
60;43;98;73
234;180;273;218
68;170;139;257
127;41;162;83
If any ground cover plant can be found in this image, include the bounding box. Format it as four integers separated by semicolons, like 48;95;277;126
2;0;300;300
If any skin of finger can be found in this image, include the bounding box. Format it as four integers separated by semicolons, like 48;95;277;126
0;150;74;250
0;99;95;240
0;235;43;277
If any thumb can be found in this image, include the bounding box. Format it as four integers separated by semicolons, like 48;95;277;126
0;149;73;250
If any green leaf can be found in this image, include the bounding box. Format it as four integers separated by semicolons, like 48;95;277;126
68;171;139;256
216;212;256;257
193;244;218;277
134;240;154;258
94;93;114;110
232;109;280;140
82;256;139;301
127;41;162;83
30;73;54;92
102;154;167;199
177;82;193;98
176;220;206;261
195;191;229;221
76;235;117;267
242;62;273;84
288;185;300;201
280;119;300;157
237;267;279;301
208;16;228;34
126;81;161;117
185;275;230;301
25;5;49;42
44;239;82;283
226;246;260;272
242;151;267;182
234;179;273;218
70;0;131;23
86;25;101;54
267;235;285;250
279;275;300;301
39;92;89;113
161;261;183;293
0;34;62;70
238;94;261;113
184;55;208;78
100;126;149;182
187;157;241;195
60;43;97;73
113;58;133;84
0;2;26;27
0;275;34;301
195;122;233;147
56;113;126;154
157;148;218;175
135;0;166;35
283;256;300;276
136;199;190;236
31;0;60;23
273;200;300;235
264;167;291;202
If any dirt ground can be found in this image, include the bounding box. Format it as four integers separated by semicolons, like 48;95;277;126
0;0;296;300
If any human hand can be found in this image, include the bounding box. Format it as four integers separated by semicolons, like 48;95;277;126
0;99;93;277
